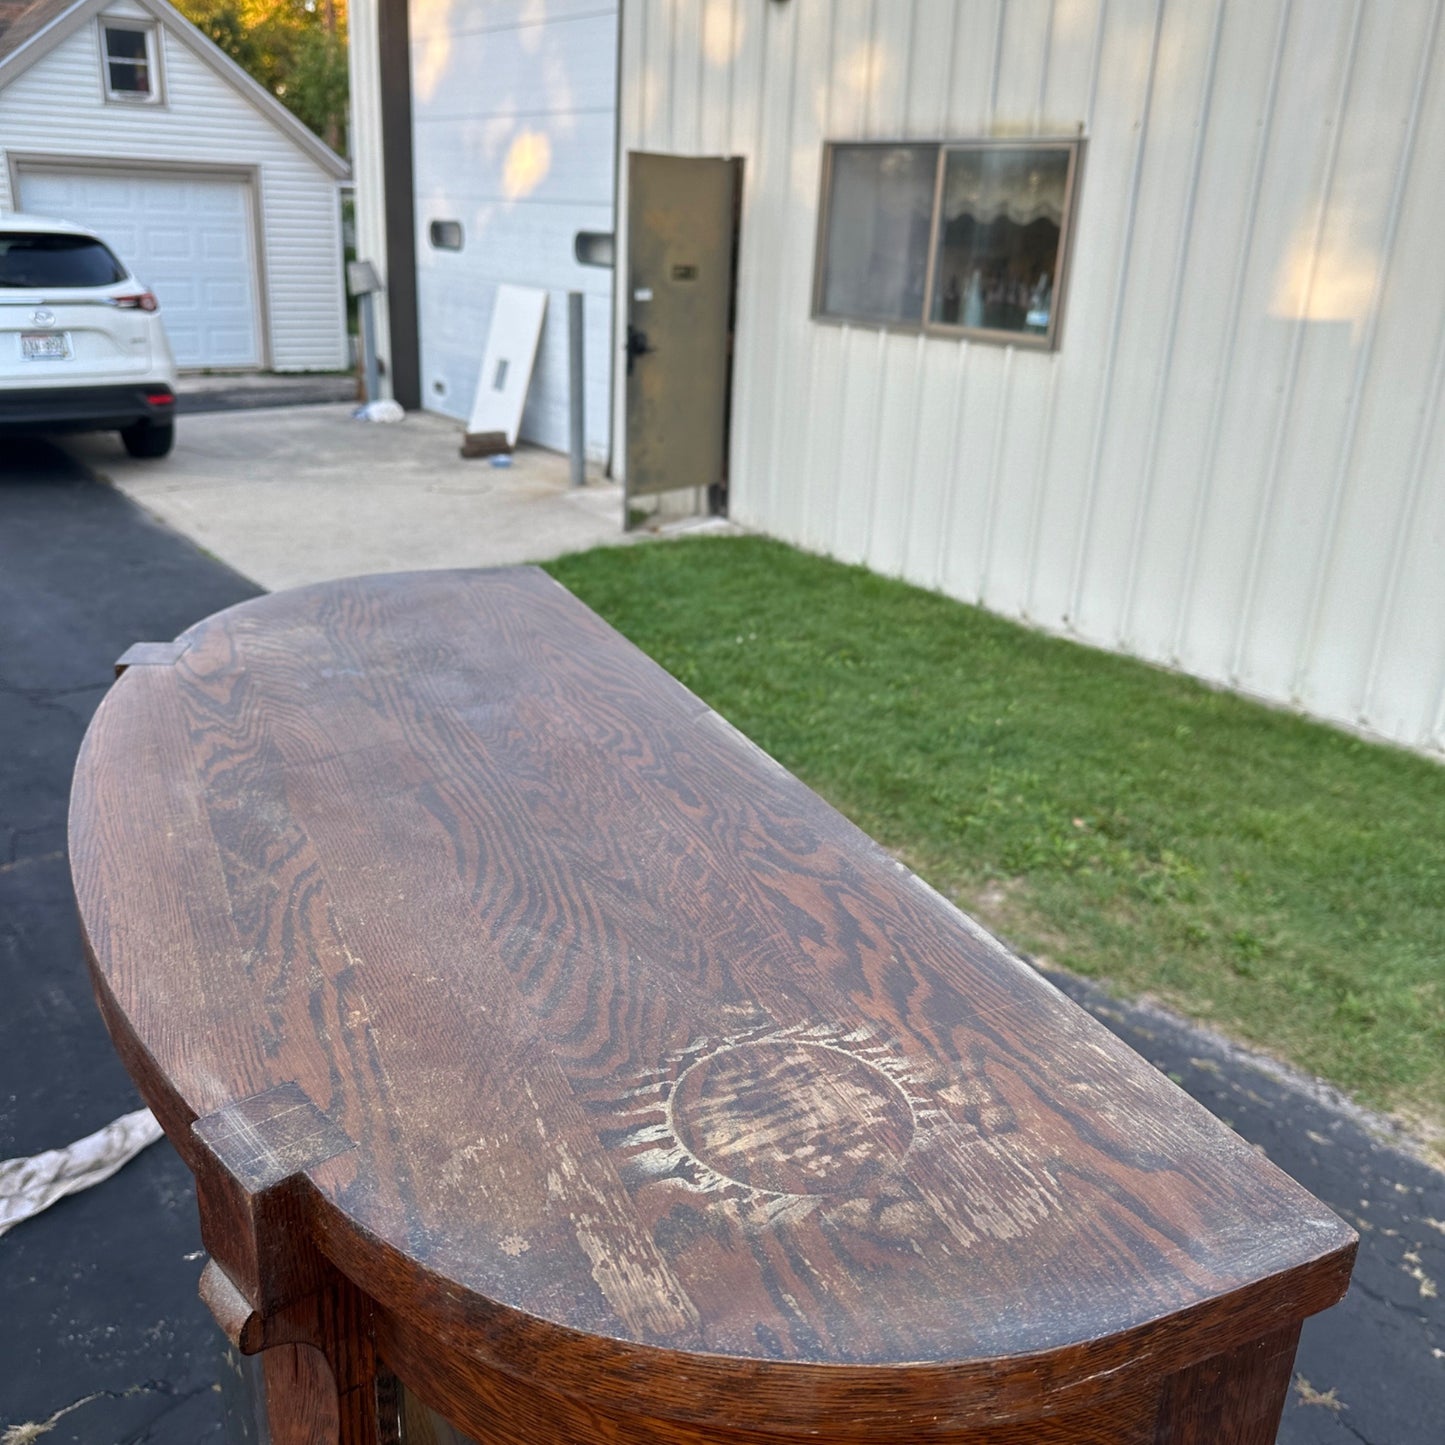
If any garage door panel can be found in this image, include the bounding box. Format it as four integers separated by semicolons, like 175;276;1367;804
94;179;136;208
205;279;248;308
163;323;200;355
210;325;255;351
198;187;245;217
201;229;245;262
17;167;261;370
20;174;74;211
141;180;189;210
148;227;195;261
101;221;141;254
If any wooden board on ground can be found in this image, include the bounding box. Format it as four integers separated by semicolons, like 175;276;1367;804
464;285;548;449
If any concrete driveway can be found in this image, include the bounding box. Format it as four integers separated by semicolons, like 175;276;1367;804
67;403;627;592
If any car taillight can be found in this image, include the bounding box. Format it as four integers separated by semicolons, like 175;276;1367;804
144;388;175;406
112;293;159;312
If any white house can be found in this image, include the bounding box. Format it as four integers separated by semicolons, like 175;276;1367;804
0;0;350;371
350;0;1445;758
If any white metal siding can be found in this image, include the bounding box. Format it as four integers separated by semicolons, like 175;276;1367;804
410;0;617;458
0;10;347;370
617;0;1445;756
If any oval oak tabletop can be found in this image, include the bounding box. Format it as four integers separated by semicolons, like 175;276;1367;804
69;568;1355;1437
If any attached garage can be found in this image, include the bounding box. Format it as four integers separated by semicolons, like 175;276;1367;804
0;0;348;372
16;166;263;369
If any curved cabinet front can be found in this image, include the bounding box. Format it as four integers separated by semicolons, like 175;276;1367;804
70;568;1356;1444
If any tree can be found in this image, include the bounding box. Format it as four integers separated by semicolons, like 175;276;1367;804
175;0;349;156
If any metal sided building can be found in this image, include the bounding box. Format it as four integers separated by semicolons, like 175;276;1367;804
353;0;1445;756
350;0;617;460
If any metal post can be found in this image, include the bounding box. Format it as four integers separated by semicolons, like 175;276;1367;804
359;291;381;406
568;290;586;487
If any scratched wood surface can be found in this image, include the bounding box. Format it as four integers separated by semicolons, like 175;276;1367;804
69;567;1355;1439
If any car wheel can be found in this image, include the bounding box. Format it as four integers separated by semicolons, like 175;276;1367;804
120;419;174;459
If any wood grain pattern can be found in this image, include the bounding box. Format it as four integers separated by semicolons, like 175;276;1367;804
1153;1322;1303;1443
261;1344;340;1445
69;567;1356;1441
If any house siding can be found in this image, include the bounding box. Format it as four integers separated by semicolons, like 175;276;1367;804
0;4;347;371
616;0;1445;756
408;0;617;458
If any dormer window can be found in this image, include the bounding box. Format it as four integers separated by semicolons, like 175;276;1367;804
102;23;159;102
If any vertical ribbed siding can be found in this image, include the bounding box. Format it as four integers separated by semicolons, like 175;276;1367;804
0;16;347;371
616;0;1445;755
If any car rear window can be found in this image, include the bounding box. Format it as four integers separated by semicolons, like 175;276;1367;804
0;233;127;288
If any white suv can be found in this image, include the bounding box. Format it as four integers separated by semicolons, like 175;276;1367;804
0;213;177;458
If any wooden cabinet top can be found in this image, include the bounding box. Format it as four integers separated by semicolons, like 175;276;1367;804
70;568;1354;1434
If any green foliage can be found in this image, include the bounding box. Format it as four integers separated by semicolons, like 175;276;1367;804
547;536;1445;1132
175;0;348;155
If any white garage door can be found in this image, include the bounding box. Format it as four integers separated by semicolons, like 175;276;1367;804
18;168;262;369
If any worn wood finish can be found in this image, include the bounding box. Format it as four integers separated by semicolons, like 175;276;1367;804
69;568;1356;1443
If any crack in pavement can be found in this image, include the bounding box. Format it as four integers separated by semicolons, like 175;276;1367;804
1290;1377;1375;1445
2;1379;205;1445
0;678;108;708
1;681;107;703
1331;1412;1373;1445
0;852;65;878
1344;1273;1439;1329
119;1382;221;1445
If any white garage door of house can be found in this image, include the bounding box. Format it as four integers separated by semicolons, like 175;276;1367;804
18;168;262;369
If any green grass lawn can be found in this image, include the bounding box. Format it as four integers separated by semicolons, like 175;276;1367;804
546;535;1445;1141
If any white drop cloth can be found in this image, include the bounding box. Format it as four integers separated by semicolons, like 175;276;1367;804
0;1108;162;1237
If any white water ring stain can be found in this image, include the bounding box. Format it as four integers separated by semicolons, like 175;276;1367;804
670;1039;916;1197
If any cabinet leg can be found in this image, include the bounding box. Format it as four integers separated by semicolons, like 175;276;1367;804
203;1257;382;1445
263;1345;340;1445
1154;1322;1302;1444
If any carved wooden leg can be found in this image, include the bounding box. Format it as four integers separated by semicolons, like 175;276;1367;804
262;1345;340;1445
193;1084;379;1444
204;1256;382;1445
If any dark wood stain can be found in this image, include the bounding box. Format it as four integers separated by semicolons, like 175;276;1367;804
69;567;1356;1442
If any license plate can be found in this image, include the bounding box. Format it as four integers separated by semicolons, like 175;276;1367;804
21;331;71;361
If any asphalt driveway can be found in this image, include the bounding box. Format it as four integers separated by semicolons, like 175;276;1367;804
0;430;1440;1443
0;437;259;1443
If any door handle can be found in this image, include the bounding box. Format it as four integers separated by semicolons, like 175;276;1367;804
626;324;654;375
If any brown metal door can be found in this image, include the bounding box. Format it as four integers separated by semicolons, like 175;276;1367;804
625;152;740;505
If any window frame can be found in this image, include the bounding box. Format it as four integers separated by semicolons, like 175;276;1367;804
428;219;464;251
99;20;163;105
812;137;1084;352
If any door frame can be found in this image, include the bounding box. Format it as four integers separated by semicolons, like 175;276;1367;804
618;150;743;530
